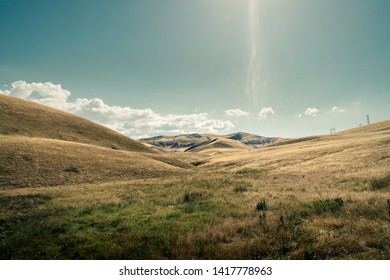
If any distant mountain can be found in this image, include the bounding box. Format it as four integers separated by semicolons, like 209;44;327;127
141;133;211;149
139;132;280;151
184;137;250;153
225;132;278;145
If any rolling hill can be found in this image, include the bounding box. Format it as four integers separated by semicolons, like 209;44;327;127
225;132;279;145
0;95;191;187
139;132;280;151
201;120;390;180
1;94;389;260
184;137;250;153
0;95;153;153
0;136;189;187
140;133;212;151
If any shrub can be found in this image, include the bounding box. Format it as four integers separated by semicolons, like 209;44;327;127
64;166;80;173
183;192;202;203
311;197;343;214
0;166;10;175
256;199;268;211
370;174;390;190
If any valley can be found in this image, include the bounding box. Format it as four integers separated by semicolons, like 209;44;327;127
1;95;389;259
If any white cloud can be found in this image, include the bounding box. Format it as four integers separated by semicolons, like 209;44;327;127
4;80;235;138
297;113;302;118
6;80;71;110
0;90;10;95
331;106;345;113
258;107;274;119
305;107;319;117
225;108;249;117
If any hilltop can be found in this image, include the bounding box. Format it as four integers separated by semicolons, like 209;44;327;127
0;95;153;153
1;94;389;260
0;95;191;187
140;132;280;151
201;120;390;179
184;137;250;154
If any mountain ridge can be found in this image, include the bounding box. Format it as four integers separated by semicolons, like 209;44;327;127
139;132;281;151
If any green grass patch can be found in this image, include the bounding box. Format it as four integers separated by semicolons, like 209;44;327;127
78;206;94;217
0;166;11;175
370;174;390;190
2;169;389;260
0;194;51;211
310;197;343;214
165;212;182;219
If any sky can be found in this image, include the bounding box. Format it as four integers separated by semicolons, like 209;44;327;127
1;0;389;138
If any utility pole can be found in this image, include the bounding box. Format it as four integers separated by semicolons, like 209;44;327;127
366;115;370;125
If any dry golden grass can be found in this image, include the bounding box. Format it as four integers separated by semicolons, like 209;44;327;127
0;95;153;153
1;169;389;259
140;134;213;151
0;136;190;187
186;137;251;154
0;96;193;187
0;95;389;259
202;120;390;180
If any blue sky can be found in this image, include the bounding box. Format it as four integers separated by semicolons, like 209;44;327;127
1;0;389;138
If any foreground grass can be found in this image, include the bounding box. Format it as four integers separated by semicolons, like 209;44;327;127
1;170;389;259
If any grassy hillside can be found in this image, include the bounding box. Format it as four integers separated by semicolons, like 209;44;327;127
225;132;279;146
0;136;189;187
204;120;390;177
0;95;153;153
140;132;280;151
0;95;192;187
1;102;389;259
140;134;214;151
185;137;250;154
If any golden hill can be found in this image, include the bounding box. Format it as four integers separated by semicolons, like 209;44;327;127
0;95;153;153
185;137;250;154
1;93;389;259
224;132;279;146
0;95;192;187
139;133;214;151
202;120;390;180
0;136;190;187
140;132;279;151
